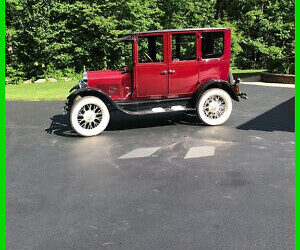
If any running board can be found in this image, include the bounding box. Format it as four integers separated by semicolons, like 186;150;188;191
120;105;195;116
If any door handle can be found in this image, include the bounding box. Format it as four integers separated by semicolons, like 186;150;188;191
169;70;175;74
161;70;167;75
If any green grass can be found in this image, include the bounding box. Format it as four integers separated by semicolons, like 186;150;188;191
231;69;267;79
5;79;78;101
5;69;267;101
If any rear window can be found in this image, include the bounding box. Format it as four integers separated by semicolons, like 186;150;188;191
201;32;224;59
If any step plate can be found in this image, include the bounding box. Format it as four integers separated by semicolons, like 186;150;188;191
152;107;165;113
171;105;185;111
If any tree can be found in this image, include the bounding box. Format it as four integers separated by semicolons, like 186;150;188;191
5;0;295;83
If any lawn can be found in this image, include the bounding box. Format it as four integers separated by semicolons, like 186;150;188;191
5;69;266;101
231;69;267;79
5;80;78;101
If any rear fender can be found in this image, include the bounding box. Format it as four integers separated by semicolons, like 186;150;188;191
192;80;239;107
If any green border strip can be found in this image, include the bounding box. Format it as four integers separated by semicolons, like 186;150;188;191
296;0;298;248
0;0;4;249
0;2;296;250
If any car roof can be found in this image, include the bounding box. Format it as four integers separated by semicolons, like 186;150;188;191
132;27;229;35
118;27;230;42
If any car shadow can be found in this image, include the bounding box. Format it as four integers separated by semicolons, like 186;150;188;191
45;113;78;137
45;111;199;137
237;97;295;132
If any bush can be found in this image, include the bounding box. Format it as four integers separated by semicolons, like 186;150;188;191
5;66;24;84
43;64;80;80
267;57;295;75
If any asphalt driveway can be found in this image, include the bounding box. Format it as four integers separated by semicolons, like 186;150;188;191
6;83;294;250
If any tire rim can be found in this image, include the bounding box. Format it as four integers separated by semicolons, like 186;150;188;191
77;104;103;130
203;95;226;120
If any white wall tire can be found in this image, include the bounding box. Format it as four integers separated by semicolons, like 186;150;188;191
70;96;110;136
196;88;232;126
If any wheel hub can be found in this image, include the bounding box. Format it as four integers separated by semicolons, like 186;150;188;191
203;95;226;119
83;110;96;123
208;101;220;113
77;104;103;129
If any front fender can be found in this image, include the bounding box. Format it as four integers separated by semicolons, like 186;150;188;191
192;79;239;106
64;87;118;113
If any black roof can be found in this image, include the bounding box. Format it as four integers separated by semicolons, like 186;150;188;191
132;27;229;35
118;27;230;42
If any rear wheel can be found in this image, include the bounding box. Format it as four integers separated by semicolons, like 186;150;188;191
70;96;110;136
196;88;232;126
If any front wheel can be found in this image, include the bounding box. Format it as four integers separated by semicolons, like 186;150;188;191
196;88;232;126
70;96;110;136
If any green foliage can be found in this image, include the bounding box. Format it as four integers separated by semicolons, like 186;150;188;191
43;63;81;80
5;66;24;84
222;0;294;71
5;0;295;83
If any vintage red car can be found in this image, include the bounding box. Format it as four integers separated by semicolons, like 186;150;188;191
65;28;247;136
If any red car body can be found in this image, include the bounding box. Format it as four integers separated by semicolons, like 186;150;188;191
86;28;231;101
66;28;247;136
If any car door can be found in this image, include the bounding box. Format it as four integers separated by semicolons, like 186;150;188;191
135;33;168;99
168;32;199;97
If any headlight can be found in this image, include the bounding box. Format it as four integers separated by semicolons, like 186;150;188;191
83;72;87;81
78;80;87;89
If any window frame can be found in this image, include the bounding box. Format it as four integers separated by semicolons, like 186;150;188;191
200;31;225;60
136;33;166;65
170;32;198;63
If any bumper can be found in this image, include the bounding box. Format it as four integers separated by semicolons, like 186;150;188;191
63;101;70;114
63;81;87;114
69;80;87;93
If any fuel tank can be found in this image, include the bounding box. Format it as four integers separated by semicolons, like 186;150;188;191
87;70;131;100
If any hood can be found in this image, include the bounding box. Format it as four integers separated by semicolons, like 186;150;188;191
87;70;122;85
86;70;130;100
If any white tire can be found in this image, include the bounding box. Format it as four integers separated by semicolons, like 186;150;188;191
196;88;232;126
70;96;110;136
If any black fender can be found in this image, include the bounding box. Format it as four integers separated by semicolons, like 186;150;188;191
65;87;119;112
192;79;239;107
65;87;145;116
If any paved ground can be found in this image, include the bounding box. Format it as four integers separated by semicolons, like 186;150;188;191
6;83;294;250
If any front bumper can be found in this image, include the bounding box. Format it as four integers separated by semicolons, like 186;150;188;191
69;80;87;93
63;80;87;114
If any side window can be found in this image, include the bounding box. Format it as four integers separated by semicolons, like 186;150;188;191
172;33;196;61
138;35;163;63
201;32;224;59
